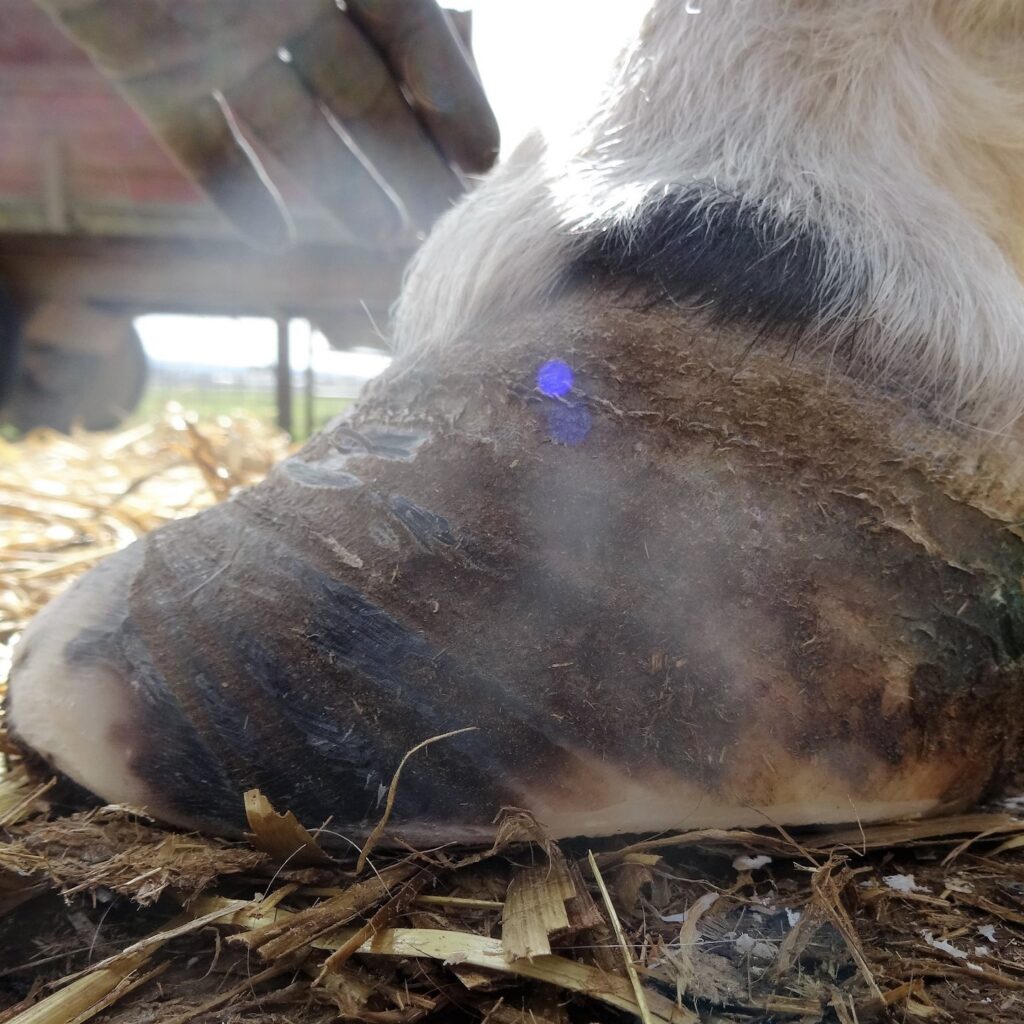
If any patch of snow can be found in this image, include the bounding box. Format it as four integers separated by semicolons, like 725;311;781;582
922;931;967;959
732;855;772;872
883;874;930;894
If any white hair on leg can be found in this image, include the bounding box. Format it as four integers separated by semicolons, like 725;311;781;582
393;132;569;365
394;0;1024;425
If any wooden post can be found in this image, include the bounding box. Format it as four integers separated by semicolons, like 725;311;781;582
304;325;315;439
276;316;292;436
42;134;69;233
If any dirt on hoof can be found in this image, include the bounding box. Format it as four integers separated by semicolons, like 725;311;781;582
4;414;1024;1024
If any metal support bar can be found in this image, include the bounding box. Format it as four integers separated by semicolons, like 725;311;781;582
42;134;69;233
304;326;315;439
276;316;292;436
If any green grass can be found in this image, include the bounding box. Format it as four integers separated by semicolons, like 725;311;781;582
135;386;353;440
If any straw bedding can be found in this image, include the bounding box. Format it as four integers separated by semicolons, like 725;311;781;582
3;413;1024;1024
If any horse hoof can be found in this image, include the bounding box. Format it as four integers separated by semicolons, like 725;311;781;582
9;298;1024;843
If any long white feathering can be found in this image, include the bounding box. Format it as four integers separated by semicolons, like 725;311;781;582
394;0;1024;426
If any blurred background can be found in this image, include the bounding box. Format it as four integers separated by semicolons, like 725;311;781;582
0;0;643;440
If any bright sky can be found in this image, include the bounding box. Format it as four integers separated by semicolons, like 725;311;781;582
465;1;645;154
135;3;646;379
136;315;393;375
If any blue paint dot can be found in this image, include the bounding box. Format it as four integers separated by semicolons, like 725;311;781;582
537;359;573;397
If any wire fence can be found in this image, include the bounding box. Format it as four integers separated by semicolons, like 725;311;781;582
135;315;390;440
